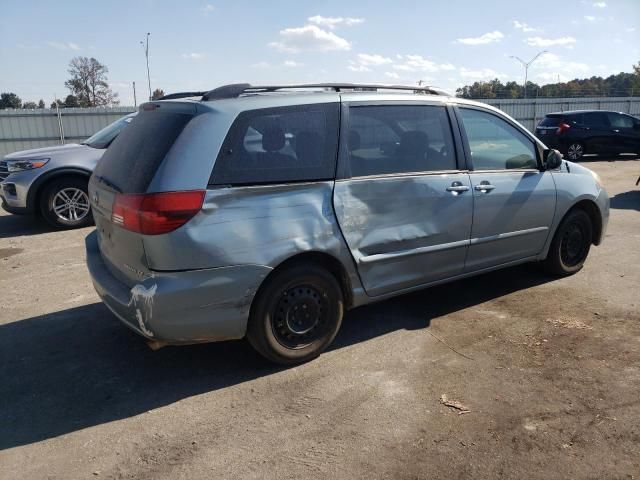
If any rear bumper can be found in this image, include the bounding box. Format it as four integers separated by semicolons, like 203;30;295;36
85;231;272;343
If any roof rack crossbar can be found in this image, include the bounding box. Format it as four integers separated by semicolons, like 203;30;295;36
200;83;448;101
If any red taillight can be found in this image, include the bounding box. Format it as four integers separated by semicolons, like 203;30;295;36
556;123;571;135
111;190;205;235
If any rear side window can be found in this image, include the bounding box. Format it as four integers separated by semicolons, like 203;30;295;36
93;109;193;193
459;108;538;170
346;105;456;177
210;103;339;186
583;112;610;128
539;116;563;127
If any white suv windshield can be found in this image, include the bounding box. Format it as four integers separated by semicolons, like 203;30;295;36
83;115;134;149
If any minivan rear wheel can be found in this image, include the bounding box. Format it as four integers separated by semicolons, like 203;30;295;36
40;177;93;229
566;142;585;161
247;263;343;364
544;209;592;276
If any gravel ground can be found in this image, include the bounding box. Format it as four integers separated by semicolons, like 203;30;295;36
1;158;639;480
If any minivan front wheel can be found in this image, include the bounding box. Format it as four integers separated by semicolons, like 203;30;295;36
40;177;93;229
247;264;344;364
544;209;592;276
566;142;585;161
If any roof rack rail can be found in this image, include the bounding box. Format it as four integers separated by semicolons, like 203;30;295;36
157;91;206;100
200;83;449;101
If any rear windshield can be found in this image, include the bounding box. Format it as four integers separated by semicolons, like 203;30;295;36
539;116;563;127
93;108;193;193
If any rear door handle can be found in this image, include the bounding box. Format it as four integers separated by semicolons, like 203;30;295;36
446;182;470;193
474;183;495;192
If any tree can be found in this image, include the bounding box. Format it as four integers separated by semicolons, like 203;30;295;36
22;101;38;109
37;99;45;109
64;56;119;107
50;99;64;109
0;92;22;109
64;94;79;108
151;88;165;100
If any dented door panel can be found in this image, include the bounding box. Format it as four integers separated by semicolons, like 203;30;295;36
333;173;473;296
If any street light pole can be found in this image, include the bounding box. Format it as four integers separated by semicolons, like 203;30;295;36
140;33;151;100
509;50;548;99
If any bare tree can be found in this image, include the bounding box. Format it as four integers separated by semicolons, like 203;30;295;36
151;88;165;100
64;57;119;107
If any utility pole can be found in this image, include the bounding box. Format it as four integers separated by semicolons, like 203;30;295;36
140;33;151;100
509;50;548;99
133;81;137;107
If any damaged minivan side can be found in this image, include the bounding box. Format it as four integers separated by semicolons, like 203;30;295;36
86;83;609;364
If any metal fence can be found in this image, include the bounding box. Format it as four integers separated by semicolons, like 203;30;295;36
0;106;136;157
1;97;640;157
482;96;640;132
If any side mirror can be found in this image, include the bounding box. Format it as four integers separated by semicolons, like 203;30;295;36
544;149;563;170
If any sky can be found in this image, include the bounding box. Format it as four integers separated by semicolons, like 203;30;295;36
0;0;638;106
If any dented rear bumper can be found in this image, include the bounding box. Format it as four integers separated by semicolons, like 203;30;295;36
85;231;272;343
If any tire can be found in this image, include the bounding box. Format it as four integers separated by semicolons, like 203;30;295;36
544;209;593;276
247;263;344;365
39;177;93;229
565;142;585;161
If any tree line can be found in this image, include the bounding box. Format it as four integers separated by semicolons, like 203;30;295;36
0;56;155;109
456;61;640;99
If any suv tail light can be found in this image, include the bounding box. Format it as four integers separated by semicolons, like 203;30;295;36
556;123;571;135
112;190;205;235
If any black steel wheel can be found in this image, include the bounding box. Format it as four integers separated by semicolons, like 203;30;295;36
544;209;593;276
247;263;343;364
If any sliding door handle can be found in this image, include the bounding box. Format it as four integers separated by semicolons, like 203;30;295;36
474;182;495;192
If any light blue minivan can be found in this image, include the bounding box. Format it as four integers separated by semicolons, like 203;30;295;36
86;83;609;364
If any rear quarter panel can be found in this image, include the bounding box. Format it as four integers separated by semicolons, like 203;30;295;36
142;181;365;302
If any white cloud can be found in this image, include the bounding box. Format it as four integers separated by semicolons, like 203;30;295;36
283;60;303;67
308;15;364;29
536;72;569;83
593;1;606;7
384;72;400;79
356;53;393;66
393;55;455;73
251;61;271;68
47;41;80;51
525;36;576;47
202;4;215;15
512;20;538;32
584;15;597;21
627;27;636;32
347;62;371;72
181;52;206;60
531;52;590;81
459;67;506;80
269;25;351;53
456;31;504;45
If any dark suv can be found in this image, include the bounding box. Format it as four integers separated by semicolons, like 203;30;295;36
535;110;640;160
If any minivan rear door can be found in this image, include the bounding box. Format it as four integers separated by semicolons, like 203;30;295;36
89;103;196;286
333;102;473;297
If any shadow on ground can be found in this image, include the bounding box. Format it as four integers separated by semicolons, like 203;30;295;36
0;213;53;239
0;264;555;450
610;190;640;211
